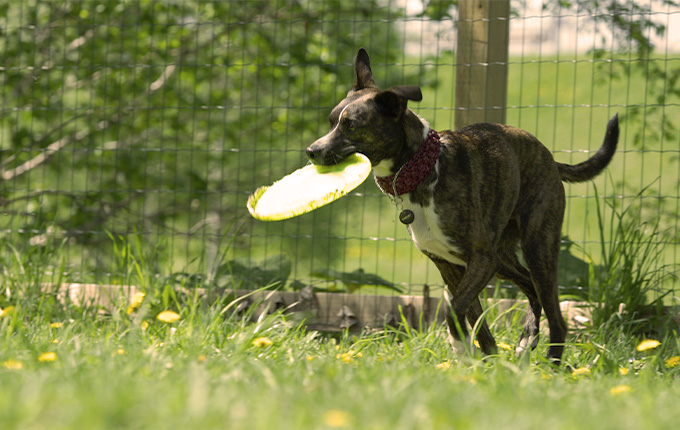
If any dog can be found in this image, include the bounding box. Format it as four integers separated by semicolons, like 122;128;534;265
305;48;618;364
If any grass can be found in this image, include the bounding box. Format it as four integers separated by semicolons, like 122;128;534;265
1;289;680;430
1;212;680;430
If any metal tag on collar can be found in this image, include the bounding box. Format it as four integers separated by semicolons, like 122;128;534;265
399;209;415;225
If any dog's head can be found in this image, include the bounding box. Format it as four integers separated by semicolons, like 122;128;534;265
305;49;424;168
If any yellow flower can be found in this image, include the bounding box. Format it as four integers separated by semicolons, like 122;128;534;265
140;321;149;331
461;375;477;385
50;322;63;329
338;353;353;364
38;352;58;362
571;367;591;377
0;306;16;317
2;359;23;370
473;340;481;349
197;355;207;363
610;385;632;396
252;337;273;348
636;339;661;352
619;367;629;376
127;292;146;314
323;409;352;428
435;361;451;371
498;342;512;351
156;310;180;323
665;356;680;369
337;350;361;364
306;355;315;362
116;348;126;355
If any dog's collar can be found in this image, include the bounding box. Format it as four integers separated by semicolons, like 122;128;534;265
374;129;441;196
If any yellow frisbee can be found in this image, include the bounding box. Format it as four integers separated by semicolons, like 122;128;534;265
247;153;371;221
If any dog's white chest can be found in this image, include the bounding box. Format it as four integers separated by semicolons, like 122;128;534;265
402;201;466;266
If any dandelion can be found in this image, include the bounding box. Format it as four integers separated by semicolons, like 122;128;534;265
338;353;354;364
156;310;180;323
323;409;352;428
436;361;451;371
619;367;629;376
610;385;632;396
127;292;146;314
498;342;512;351
665;356;680;369
571;367;591;377
38;352;58;362
50;322;63;329
2;359;23;370
0;306;16;317
636;339;661;352
337;350;361;364
461;375;477;385
252;337;273;348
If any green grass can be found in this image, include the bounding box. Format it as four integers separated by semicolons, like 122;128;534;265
1;290;680;430
1;217;679;430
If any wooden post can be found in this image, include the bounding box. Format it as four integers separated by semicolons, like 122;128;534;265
455;0;510;129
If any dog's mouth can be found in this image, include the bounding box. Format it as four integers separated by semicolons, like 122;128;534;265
306;145;358;166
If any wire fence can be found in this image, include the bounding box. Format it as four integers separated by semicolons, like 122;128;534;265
1;0;679;301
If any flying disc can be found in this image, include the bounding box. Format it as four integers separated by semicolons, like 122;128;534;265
247;153;371;221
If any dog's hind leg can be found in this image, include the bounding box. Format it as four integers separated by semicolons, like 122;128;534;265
431;256;498;355
497;256;542;356
520;191;568;364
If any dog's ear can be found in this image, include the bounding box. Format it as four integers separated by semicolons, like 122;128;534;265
374;86;422;118
388;85;422;102
353;48;377;91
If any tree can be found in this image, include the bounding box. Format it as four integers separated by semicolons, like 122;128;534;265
0;0;412;278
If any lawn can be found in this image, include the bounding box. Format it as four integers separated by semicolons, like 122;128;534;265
1;290;679;430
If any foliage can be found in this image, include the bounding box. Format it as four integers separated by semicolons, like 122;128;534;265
586;184;676;335
541;0;680;147
0;0;412;276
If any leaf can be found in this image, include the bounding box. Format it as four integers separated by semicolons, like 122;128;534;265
310;268;401;293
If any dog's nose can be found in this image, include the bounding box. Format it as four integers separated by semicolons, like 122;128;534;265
305;146;317;160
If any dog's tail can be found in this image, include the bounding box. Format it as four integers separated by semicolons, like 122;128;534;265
557;114;619;183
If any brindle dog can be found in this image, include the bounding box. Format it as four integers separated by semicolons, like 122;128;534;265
306;49;618;364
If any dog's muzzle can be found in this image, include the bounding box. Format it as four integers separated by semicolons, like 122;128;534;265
305;135;352;166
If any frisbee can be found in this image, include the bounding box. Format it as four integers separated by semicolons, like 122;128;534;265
247;153;371;221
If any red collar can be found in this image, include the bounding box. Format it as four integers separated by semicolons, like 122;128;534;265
374;129;441;196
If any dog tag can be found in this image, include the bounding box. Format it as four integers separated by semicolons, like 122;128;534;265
399;209;415;225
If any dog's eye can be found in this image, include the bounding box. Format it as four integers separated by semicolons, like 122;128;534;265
343;118;355;131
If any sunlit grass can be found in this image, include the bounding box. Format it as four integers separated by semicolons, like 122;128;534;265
0;269;679;430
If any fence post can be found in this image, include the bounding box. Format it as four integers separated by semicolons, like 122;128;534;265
454;0;510;129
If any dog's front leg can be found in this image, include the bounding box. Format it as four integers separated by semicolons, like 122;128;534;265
431;257;498;355
440;254;499;356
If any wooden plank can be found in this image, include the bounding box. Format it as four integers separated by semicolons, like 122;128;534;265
455;0;510;128
41;283;608;332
